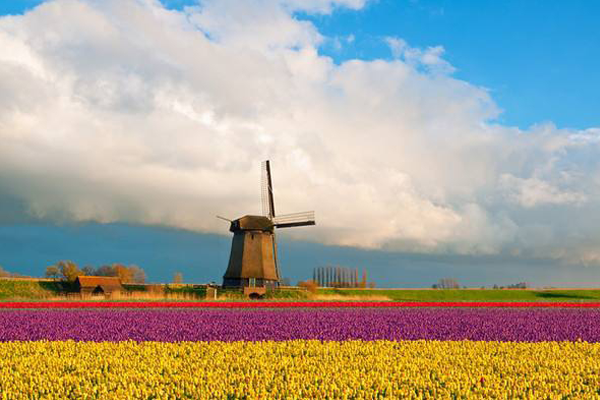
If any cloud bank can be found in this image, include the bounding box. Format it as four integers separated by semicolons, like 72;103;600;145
1;0;599;265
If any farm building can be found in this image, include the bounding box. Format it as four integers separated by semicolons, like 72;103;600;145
75;276;123;297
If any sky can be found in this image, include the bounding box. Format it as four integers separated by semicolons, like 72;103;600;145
0;0;599;287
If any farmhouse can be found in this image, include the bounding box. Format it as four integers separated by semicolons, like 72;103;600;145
75;276;123;297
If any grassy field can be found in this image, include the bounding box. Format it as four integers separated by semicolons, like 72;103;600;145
0;280;309;301
2;279;600;301
0;281;213;301
317;288;600;302
0;280;65;300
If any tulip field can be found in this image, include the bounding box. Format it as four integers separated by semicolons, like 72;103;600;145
1;304;600;398
2;308;600;342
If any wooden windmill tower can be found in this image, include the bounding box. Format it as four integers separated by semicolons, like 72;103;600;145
220;161;315;292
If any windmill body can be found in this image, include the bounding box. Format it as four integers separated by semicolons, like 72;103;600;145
222;215;278;289
221;161;315;290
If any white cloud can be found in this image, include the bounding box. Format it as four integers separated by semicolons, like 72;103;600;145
0;0;600;264
282;0;368;13
386;36;454;74
500;174;587;208
385;37;407;59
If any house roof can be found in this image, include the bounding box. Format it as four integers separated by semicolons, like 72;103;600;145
76;276;123;289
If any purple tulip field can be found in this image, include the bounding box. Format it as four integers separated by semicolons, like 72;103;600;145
1;307;599;342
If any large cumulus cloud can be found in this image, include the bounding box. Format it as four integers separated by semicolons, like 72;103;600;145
1;0;599;265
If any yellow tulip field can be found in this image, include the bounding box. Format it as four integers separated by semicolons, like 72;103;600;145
1;339;599;399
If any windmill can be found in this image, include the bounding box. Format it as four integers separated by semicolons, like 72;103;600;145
220;160;315;292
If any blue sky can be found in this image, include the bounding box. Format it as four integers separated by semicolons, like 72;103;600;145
1;0;599;287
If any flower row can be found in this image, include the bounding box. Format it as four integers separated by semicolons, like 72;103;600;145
2;308;600;342
1;340;599;399
2;301;600;308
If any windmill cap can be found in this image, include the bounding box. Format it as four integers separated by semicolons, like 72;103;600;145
230;215;274;232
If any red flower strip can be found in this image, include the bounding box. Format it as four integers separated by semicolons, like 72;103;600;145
1;301;600;308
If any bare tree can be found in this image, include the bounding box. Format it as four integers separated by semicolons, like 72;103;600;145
45;266;60;281
81;265;95;276
436;278;460;289
113;264;134;283
129;265;146;284
89;263;146;283
95;264;117;276
57;261;82;282
507;282;529;289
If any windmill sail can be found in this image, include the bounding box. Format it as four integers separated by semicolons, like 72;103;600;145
273;211;316;228
261;160;276;219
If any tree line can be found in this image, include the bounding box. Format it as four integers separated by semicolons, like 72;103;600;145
45;261;146;284
431;278;531;289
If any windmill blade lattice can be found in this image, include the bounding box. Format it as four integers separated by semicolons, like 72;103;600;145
273;211;315;228
261;160;276;219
